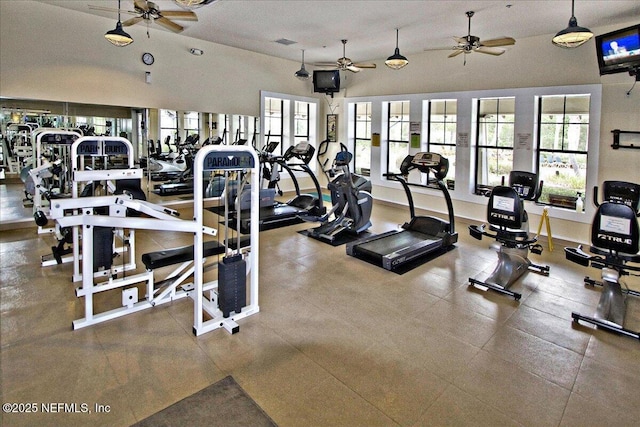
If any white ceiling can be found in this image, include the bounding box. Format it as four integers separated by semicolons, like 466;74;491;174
37;0;640;64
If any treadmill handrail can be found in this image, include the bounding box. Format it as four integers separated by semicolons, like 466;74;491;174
384;172;416;220
383;173;455;235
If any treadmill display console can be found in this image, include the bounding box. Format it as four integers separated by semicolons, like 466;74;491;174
412;152;441;167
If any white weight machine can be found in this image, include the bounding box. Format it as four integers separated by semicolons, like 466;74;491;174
51;144;260;336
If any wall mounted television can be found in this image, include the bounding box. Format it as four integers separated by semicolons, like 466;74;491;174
313;70;340;96
595;24;640;75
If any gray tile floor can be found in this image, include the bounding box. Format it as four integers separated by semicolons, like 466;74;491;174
2;181;640;427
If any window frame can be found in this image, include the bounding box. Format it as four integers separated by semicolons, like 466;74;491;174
352;102;372;176
386;100;410;176
474;96;516;193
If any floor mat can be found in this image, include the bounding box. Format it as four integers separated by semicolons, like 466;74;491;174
131;375;277;427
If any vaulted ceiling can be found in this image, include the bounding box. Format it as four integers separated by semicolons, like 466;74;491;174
37;0;640;64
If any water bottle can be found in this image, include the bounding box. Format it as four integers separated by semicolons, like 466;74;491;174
575;192;584;213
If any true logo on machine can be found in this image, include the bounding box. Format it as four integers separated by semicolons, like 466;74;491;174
597;233;632;245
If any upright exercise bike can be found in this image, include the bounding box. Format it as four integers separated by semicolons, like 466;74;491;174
468;171;550;300
564;181;640;340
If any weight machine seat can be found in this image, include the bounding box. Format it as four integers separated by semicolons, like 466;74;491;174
142;236;250;270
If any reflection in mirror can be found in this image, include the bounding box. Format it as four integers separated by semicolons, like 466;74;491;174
1;98;259;228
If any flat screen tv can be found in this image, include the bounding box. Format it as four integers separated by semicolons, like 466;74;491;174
313;70;340;96
596;24;640;75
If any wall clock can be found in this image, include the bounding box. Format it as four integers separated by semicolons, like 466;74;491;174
142;52;154;66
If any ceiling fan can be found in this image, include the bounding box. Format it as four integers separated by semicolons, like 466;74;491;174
315;40;376;73
89;0;198;34
449;11;515;64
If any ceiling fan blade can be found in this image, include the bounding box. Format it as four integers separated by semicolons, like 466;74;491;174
480;37;516;47
121;16;144;27
448;49;464;58
88;5;118;12
352;63;376;69
346;65;361;73
134;0;150;12
89;5;140;15
155;16;184;32
160;11;198;21
453;36;467;44
475;46;506;56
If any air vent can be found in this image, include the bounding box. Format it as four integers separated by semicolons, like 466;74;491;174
275;38;297;46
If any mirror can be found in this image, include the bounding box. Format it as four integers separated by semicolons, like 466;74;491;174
0;97;258;228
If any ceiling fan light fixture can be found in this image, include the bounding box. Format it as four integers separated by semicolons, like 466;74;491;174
385;28;408;70
105;0;133;47
295;49;310;80
174;0;215;9
552;0;593;48
174;0;205;6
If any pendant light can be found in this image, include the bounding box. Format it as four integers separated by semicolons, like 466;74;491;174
385;28;409;70
552;0;593;48
173;0;214;8
105;0;133;47
294;49;310;81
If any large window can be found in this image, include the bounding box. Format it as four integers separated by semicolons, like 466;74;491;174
475;97;515;191
353;102;372;175
294;101;310;147
264;97;284;152
426;99;457;184
537;94;590;208
387;100;410;174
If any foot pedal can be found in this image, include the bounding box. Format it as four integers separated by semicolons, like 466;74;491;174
530;244;543;255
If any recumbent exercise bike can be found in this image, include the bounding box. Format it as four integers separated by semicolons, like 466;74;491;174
468;171;550;300
564;181;640;340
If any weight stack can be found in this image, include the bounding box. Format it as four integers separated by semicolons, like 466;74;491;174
93;226;115;271
218;254;246;318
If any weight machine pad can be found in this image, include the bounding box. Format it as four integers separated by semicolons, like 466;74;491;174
142;237;249;271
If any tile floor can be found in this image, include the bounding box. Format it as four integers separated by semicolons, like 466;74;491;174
1;180;640;427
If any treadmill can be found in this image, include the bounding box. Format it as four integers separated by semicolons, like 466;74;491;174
346;152;458;272
227;141;326;234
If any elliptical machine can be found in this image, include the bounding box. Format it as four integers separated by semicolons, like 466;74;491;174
564;181;640;340
302;149;373;244
468;171;550;300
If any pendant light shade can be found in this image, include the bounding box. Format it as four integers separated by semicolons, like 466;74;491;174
173;0;214;9
385;28;409;70
105;0;133;47
294;49;310;80
174;0;205;6
552;0;593;48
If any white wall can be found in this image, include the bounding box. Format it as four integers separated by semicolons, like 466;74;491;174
0;1;313;116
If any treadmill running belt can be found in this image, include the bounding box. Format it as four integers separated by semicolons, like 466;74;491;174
355;230;438;256
350;230;445;272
